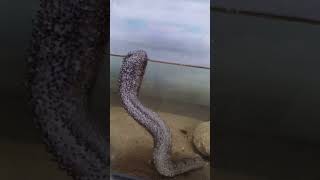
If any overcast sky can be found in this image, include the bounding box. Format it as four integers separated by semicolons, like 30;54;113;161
110;0;210;67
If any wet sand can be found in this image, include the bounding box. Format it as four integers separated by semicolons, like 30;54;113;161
110;106;210;180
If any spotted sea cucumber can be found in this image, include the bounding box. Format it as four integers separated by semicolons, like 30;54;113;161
26;0;109;179
119;50;206;177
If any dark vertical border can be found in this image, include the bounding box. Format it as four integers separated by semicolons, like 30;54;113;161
90;2;110;176
106;1;111;177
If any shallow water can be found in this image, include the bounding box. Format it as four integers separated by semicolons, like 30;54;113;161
110;56;211;179
110;55;210;120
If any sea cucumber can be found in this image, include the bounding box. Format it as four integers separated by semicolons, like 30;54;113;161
26;0;109;179
119;50;206;177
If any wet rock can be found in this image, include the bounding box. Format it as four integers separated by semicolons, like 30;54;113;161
192;121;210;157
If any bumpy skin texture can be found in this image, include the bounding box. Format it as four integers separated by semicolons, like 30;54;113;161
119;50;206;177
27;0;108;180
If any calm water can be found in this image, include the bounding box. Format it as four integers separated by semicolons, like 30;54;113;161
110;55;210;121
110;55;210;179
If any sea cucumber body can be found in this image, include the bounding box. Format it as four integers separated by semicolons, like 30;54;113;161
27;1;109;179
119;50;205;177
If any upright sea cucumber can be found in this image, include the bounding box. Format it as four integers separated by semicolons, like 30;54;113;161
119;50;206;177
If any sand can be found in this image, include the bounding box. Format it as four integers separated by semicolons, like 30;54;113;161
110;106;210;180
